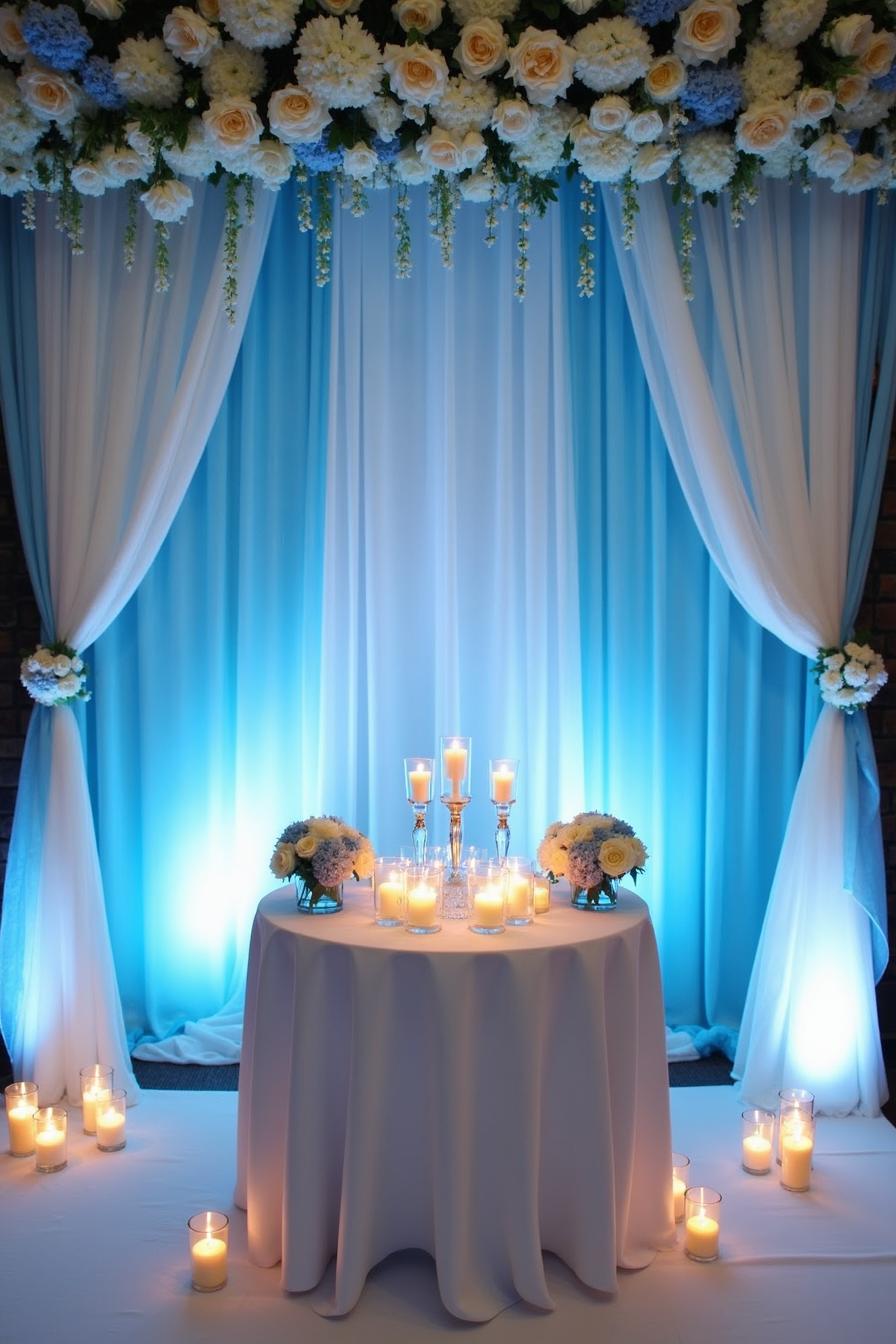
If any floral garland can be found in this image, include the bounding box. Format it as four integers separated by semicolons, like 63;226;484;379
0;1;894;307
813;639;888;711
20;640;89;705
271;813;375;903
537;810;648;897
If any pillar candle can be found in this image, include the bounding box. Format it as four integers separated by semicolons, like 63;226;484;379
505;875;529;921
82;1086;111;1135
781;1131;813;1190
409;768;431;803
491;768;514;804
191;1236;228;1291
685;1214;719;1260
34;1125;66;1171
672;1176;686;1222
378;880;404;922
742;1134;772;1175
407;883;437;927
7;1104;36;1156
96;1107;126;1151
473;886;504;928
443;744;468;798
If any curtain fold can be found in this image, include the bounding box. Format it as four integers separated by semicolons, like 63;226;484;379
0;184;275;1101
605;182;894;1113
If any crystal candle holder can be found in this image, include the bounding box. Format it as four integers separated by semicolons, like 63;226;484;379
405;864;442;935
374;858;407;927
96;1089;127;1152
780;1113;815;1192
468;866;505;936
404;756;434;865
489;757;518;864
189;1212;229;1292
503;861;533;925
5;1081;38;1157
34;1106;67;1173
672;1153;690;1222
684;1187;721;1262
741;1108;774;1175
80;1063;113;1135
533;876;551;915
777;1087;814;1165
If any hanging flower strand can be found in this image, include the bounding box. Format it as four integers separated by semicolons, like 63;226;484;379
578;177;596;299
393;180;412;280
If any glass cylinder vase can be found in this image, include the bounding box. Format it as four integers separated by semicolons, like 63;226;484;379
295;882;343;914
570;877;619;911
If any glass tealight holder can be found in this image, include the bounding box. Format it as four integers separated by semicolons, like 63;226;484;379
374;857;407;927
741;1108;774;1175
404;864;443;935
533;876;551;915
672;1153;690;1223
5;1081;38;1157
80;1063;113;1135
777;1087;814;1165
34;1106;68;1173
684;1187;721;1263
189;1211;229;1292
503;861;534;926
96;1089;127;1152
780;1112;815;1192
468;866;506;936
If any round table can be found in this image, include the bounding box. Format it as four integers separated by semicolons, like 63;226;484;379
235;883;673;1321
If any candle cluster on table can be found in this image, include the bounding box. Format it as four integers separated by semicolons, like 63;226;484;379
373;856;550;935
188;1211;229;1292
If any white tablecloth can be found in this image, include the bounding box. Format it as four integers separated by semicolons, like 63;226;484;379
235;883;674;1321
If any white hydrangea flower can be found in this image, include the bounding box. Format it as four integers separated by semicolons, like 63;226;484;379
202;41;267;99
680;128;736;192
631;142;678;182
760;0;827;50
114;38;183;110
842;659;870;687
432;75;497;132
0;70;42;155
759;138;800;177
448;0;519;22
219;0;301;50
295;16;383;109
572;18;652;94
141;178;195;222
0;156;31;195
831;152;890;192
363;94;404;141
742;40;801;102
243;137;295;186
837;89;896;131
162;118;218;177
804;131;853;179
509;101;576;174
70;160;107;196
572;124;637;181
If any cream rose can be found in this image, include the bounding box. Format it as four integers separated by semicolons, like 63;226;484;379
383;42;449;105
491;96;537;141
674;0;741;66
455;18;507;81
271;842;297;877
589;94;631;133
85;0;124;18
626;108;663;142
309;817;340;838
631;143;677;181
418;125;465;172
793;86;836;127
598;837;634;879
163;7;221;67
295;834;318;858
268;85;331;143
244;139;294;188
342;140;379;178
99;145;149;184
141;178;194;222
394;145;433;183
832;151;889;193
0;5;28;61
197;0;221;18
17;66;79;124
507;27;575;107
859;30;896;78
392;0;443;33
202;95;264;151
735;99;793;155
827;13;874;57
319;0;362;13
459;170;492;201
644;53;686;103
836;75;870;110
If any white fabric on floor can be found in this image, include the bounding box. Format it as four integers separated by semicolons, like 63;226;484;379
2;1086;894;1344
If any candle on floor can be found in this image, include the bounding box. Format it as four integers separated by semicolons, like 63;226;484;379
780;1116;814;1192
189;1212;229;1292
34;1107;67;1173
741;1109;774;1175
5;1082;38;1157
776;1087;814;1164
80;1064;113;1135
96;1090;127;1152
533;881;551;914
491;767;515;804
671;1153;690;1222
684;1187;721;1262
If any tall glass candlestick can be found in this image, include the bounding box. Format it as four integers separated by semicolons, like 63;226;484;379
440;736;471;918
404;757;434;865
489;758;518;864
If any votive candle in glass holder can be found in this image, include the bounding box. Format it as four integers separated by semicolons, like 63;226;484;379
533;877;551;915
684;1187;721;1262
504;861;533;926
777;1087;814;1165
34;1107;67;1173
5;1081;38;1157
741;1109;774;1175
374;858;407;927
672;1153;690;1222
469;866;505;936
405;865;442;935
80;1063;113;1135
780;1113;815;1192
188;1212;229;1292
96;1090;127;1152
404;757;434;865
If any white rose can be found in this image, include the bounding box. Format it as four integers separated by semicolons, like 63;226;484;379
455;19;507;81
392;0;443;33
675;0;741;66
631;142;677;181
793;87;836;127
125;122;154;159
17;65;79;124
394;145;433;183
244;138;294;187
85;0;124;18
626;109;663;143
805;132;853;178
859;30;896;78
270;842;296;879
827;14;874;57
836;75;870;110
383;43;449;105
163;7;222;67
268;85;331;143
68;160;108;195
562;0;599;11
0;5;28;61
735;99;794;156
202;95;264;151
141;178;194;222
832;152;889;192
508;27;576;107
99;145;149;184
460;128;486;166
198;0;221;19
589;94;631;133
52;654;72;675
491;97;537;142
459;169;493;201
418;125;466;172
644;54;686;103
342;140;379;178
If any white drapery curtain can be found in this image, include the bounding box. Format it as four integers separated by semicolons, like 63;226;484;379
1;184;275;1102
605;182;886;1114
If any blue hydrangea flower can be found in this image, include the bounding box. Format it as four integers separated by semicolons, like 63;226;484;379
873;67;896;94
843;130;861;149
294;130;342;173
625;0;688;25
680;63;744;127
372;135;399;165
22;2;91;72
79;57;125;111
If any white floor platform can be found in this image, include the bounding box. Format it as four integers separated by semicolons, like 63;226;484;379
2;1086;895;1344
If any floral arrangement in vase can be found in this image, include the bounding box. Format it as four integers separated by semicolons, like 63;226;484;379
537;810;647;909
19;641;89;705
813;639;888;712
271;814;375;912
0;1;894;308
